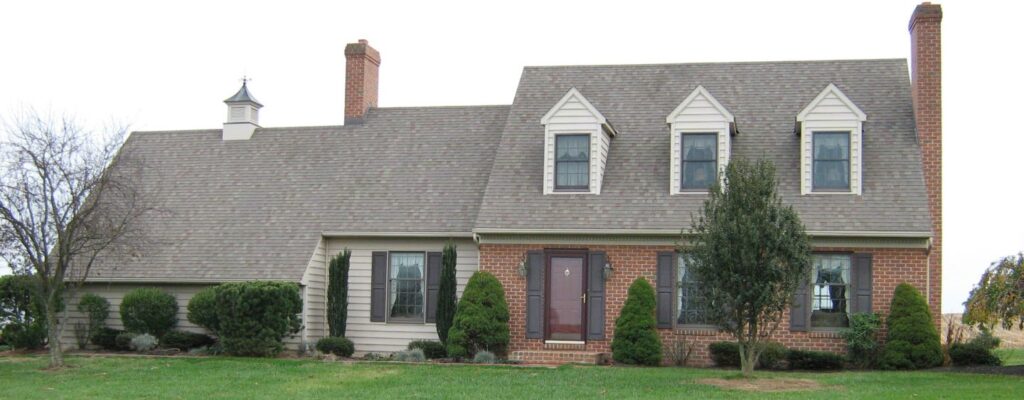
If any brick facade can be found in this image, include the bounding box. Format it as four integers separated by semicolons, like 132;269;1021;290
481;243;931;366
344;39;380;123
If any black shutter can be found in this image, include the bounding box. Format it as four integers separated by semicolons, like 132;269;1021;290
852;253;873;314
790;278;809;332
425;252;442;323
525;250;544;339
655;252;675;329
587;251;606;340
370;251;387;322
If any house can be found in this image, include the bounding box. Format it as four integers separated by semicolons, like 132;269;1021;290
60;3;943;365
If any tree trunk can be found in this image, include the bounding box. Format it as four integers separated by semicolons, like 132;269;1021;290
739;341;758;377
46;304;64;368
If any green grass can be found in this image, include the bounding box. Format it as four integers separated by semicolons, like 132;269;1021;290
995;348;1024;366
1;355;1022;399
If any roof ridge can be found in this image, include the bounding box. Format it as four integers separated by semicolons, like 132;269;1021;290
524;58;906;69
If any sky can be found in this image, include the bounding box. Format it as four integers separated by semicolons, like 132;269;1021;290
1;0;1021;313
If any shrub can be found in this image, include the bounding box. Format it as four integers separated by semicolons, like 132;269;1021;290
408;340;446;359
611;278;662;366
215;281;302;357
709;341;787;369
970;326;1001;350
77;293;110;342
787;349;845;370
327;250;351;338
115;332;138;351
91;327;123;350
73;322;90;349
159;330;216;350
841;313;883;368
665;339;695;367
473;350;497;364
131;333;158;353
395;349;426;362
189;343;224;356
436;241;458;345
1;321;46;350
187;287;219;334
949;342;1002;366
120;288;178;336
446;271;509;359
879;283;942;370
316;336;355;357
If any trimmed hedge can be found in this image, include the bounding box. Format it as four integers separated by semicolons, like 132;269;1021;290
214;281;302;357
446;271;509;359
115;332;138;351
708;341;787;369
187;287;219;334
91;327;123;350
949;342;1002;366
879;283;942;370
787;349;845;370
316;336;355;357
160;330;216;351
611;278;662;366
120;288;178;336
408;340;447;359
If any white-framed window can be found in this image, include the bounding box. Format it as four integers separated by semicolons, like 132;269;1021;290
541;88;616;195
810;253;851;328
676;254;710;326
797;83;866;195
667;86;733;195
554;134;591;190
388;252;426;323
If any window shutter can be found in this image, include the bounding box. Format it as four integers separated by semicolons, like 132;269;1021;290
425;252;442;323
852;253;873;314
587;251;606;340
370;251;387;322
790;278;809;332
526;250;545;339
655;252;675;329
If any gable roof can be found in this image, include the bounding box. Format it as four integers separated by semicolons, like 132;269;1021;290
797;83;867;122
88;105;509;282
474;59;931;235
666;85;735;124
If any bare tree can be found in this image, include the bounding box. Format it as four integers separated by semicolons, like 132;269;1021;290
0;108;153;368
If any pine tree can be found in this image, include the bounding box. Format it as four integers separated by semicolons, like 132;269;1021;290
879;283;942;369
611;278;662;366
436;240;458;345
327;250;351;337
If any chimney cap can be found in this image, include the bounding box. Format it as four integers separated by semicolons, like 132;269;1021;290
909;2;942;31
224;80;263;107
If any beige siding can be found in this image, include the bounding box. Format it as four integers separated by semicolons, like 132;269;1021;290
320;237;479;354
798;87;865;195
542;89;609;195
668;89;732;195
300;238;328;348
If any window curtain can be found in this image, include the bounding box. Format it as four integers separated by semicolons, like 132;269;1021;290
389;253;424;319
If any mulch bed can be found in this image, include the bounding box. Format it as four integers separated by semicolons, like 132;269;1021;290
697;378;828;392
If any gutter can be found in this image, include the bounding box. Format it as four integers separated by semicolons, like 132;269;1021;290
320;231;474;238
472;228;931;239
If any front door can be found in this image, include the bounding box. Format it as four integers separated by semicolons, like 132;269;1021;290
546;252;587;341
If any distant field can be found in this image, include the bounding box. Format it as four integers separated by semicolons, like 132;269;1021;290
942;313;1024;348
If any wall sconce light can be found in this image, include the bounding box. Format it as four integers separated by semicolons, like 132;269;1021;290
603;262;614;281
517;255;529;278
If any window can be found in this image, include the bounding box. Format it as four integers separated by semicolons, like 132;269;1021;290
677;254;709;325
555;134;590;190
681;133;718;190
812;132;851;191
389;252;425;322
810;254;850;328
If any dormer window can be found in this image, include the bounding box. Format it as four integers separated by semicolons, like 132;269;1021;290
667;86;735;194
681;133;718;190
797;83;866;195
541;88;617;195
555;134;591;190
812;131;851;191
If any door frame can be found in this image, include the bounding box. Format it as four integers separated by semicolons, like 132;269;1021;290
543;249;588;342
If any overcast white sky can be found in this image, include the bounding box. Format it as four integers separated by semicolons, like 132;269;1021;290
1;0;1021;313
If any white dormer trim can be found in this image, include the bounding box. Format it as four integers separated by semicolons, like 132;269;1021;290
541;88;616;195
797;83;867;195
667;86;734;195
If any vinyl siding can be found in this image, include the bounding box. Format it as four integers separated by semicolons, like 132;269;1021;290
320;237;479;354
300;238;328;345
542;89;608;195
668;89;732;194
799;87;865;195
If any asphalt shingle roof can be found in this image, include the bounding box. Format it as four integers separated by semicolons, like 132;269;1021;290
474;59;932;233
89;106;509;281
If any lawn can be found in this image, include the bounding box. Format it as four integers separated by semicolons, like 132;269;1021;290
995;348;1024;366
1;355;1022;399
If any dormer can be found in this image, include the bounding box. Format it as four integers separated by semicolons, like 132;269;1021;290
666;86;735;194
541;88;617;194
796;83;866;195
223;80;263;140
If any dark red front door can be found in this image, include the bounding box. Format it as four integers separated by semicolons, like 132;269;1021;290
546;253;586;341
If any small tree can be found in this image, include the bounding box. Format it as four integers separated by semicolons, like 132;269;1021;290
963;254;1023;330
686;158;812;377
879;283;942;369
611;278;662;366
327;249;351;337
76;293;110;342
436;240;458;345
446;271;509;358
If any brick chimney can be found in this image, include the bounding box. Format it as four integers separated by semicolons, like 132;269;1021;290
344;39;381;124
909;2;942;321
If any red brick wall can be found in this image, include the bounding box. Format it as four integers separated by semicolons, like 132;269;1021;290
909;2;942;326
481;243;930;366
344;39;381;122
